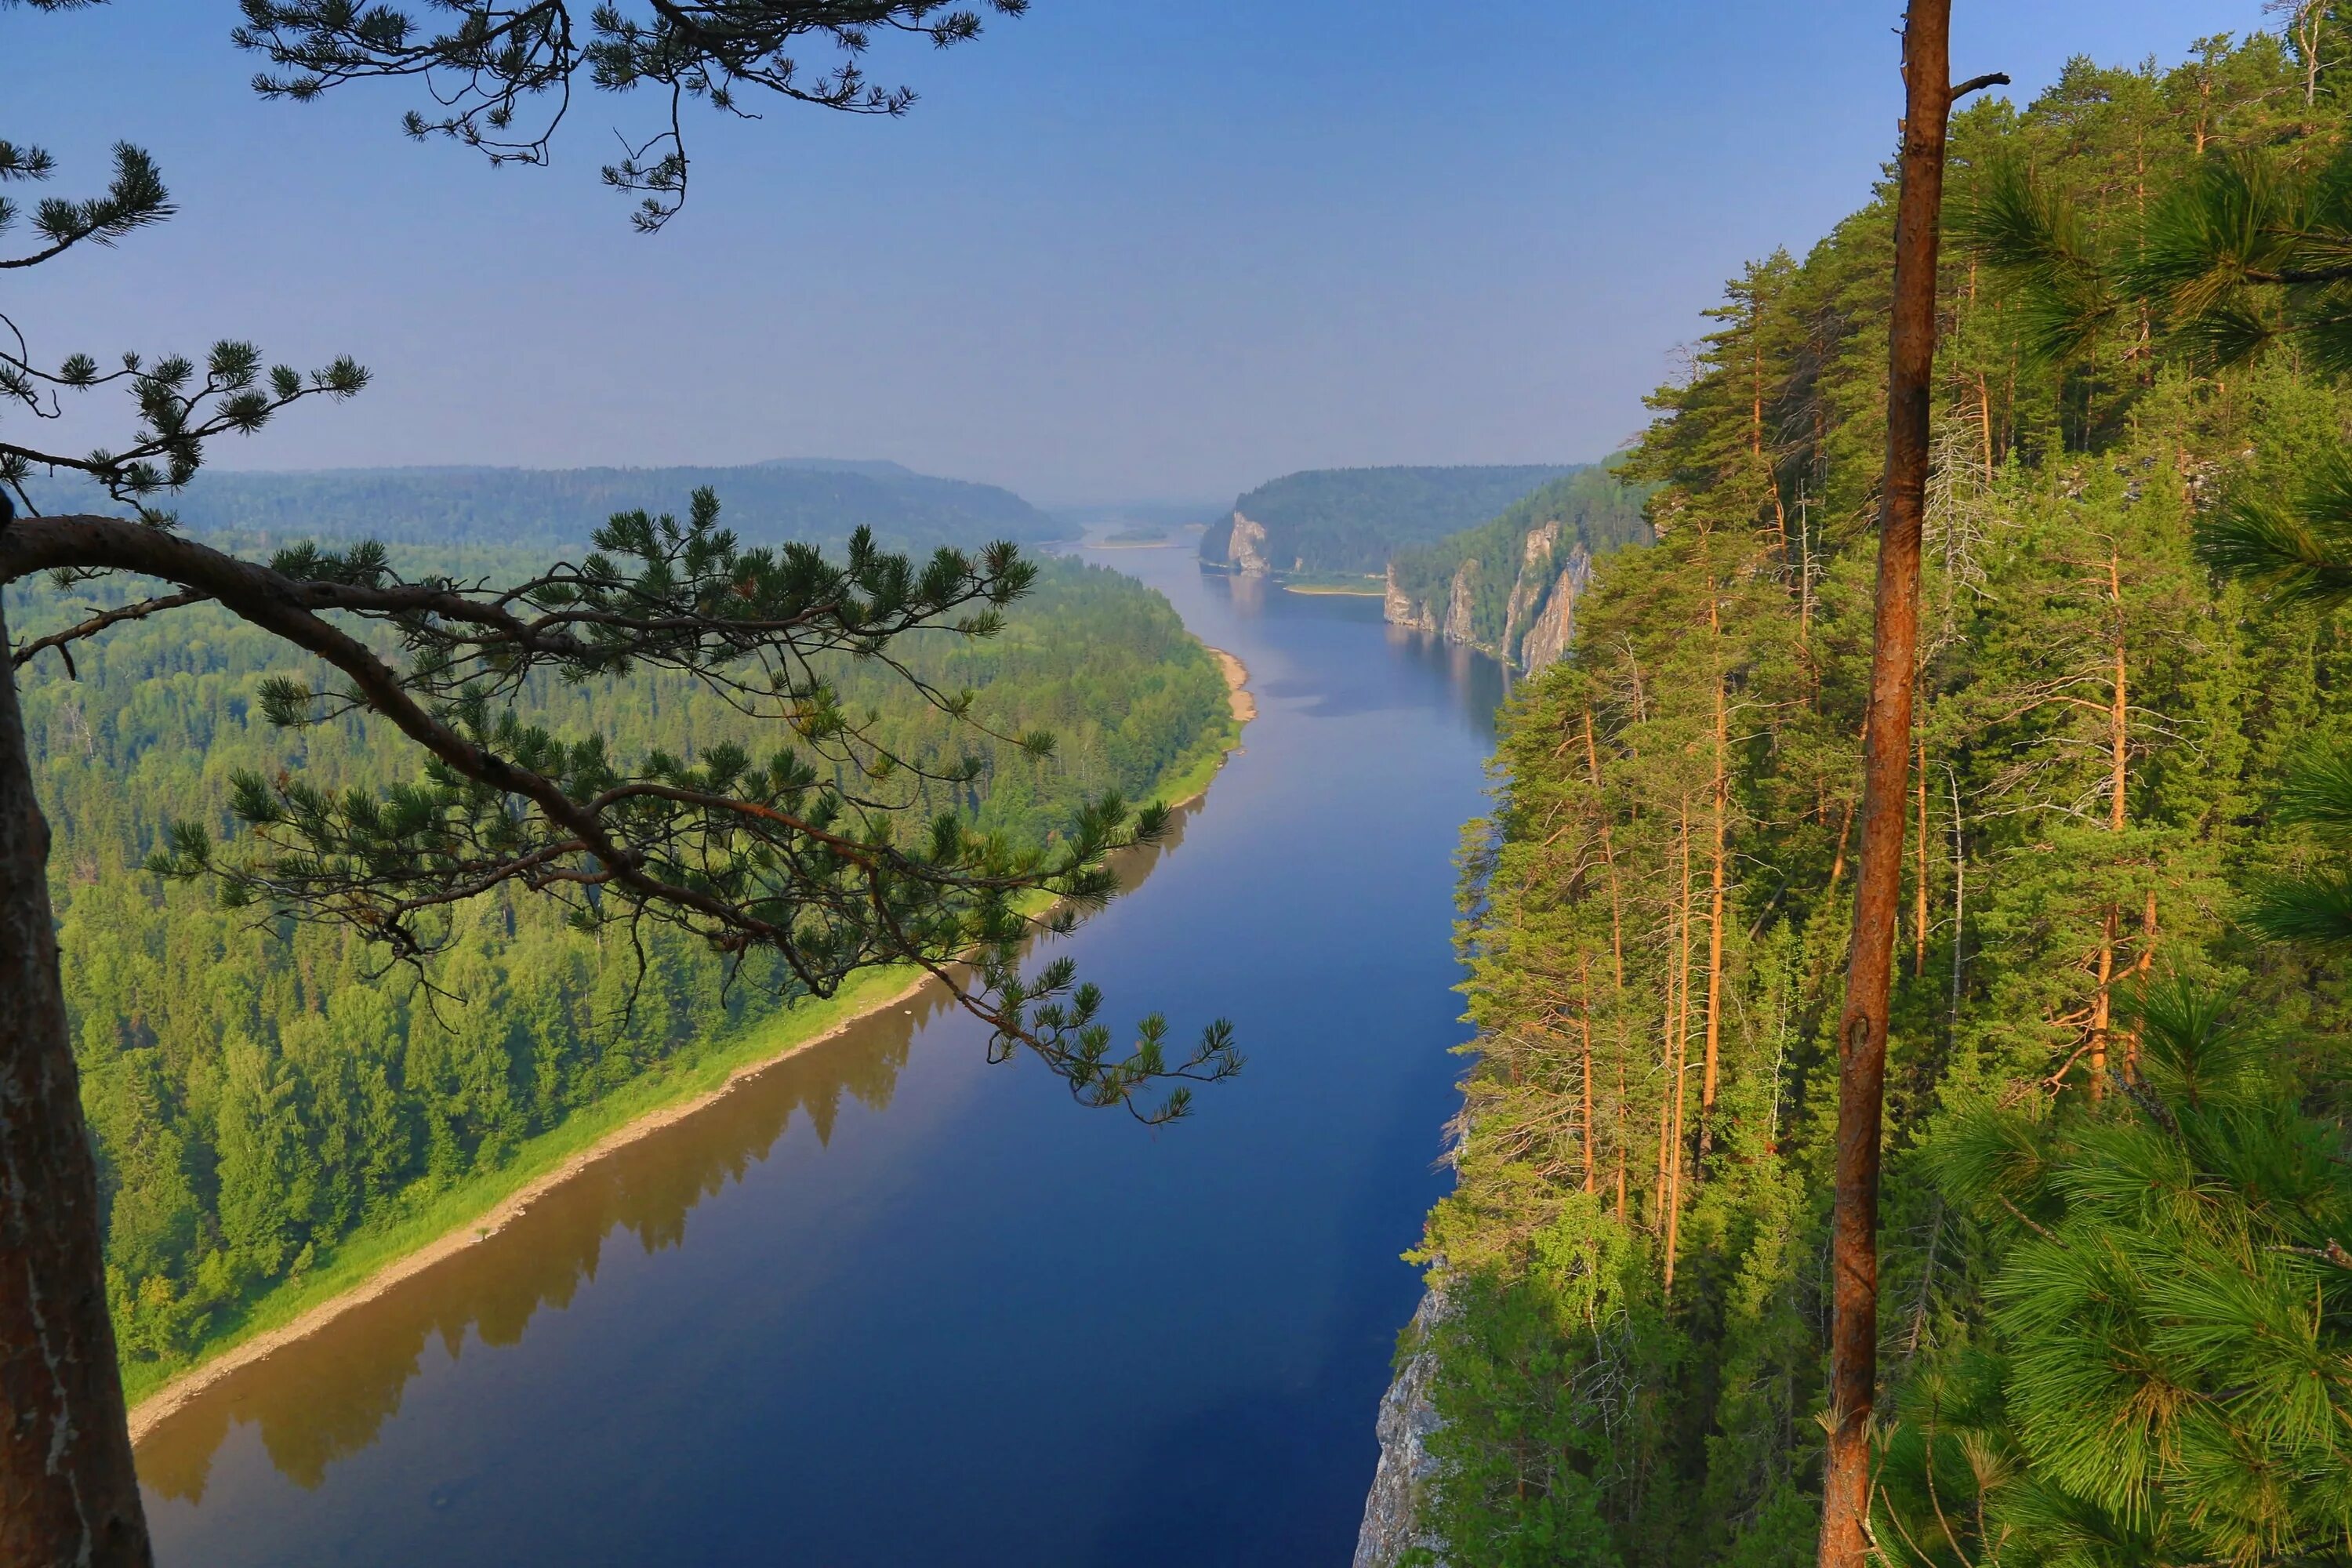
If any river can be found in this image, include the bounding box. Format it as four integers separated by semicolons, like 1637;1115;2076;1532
136;542;1507;1566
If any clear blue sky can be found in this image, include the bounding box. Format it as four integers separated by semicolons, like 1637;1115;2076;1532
10;2;2271;506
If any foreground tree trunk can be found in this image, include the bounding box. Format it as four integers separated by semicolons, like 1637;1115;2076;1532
1820;6;1993;1563
0;599;154;1567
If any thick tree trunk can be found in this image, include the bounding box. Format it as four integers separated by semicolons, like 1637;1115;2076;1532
1820;6;1960;1563
0;599;154;1567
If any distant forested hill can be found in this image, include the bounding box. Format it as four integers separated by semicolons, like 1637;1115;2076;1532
1198;464;1581;579
31;458;1060;553
1385;465;1653;670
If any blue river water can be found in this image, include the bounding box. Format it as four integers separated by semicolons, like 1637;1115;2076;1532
137;543;1504;1566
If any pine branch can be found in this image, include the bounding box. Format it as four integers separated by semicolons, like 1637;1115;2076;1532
232;1;1031;229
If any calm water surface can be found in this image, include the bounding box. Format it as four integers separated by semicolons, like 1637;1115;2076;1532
138;545;1507;1566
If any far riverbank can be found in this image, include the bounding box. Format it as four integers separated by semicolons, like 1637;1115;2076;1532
125;641;1252;1446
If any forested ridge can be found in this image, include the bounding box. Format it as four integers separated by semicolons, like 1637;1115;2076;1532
9;541;1230;1394
1407;27;2352;1567
20;459;1061;554
1200;465;1582;579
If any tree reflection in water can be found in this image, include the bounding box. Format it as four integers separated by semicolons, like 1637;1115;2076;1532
135;809;1193;1501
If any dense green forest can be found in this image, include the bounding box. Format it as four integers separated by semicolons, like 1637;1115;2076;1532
1407;28;2352;1567
27;458;1059;553
10;541;1229;1388
1199;464;1581;579
1385;466;1654;671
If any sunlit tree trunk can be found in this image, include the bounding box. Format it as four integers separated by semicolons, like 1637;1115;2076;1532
0;602;155;1567
1820;5;1985;1562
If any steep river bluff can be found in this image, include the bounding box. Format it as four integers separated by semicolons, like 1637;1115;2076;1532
1382;515;1593;674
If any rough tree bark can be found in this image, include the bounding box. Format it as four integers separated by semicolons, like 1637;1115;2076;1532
0;592;154;1567
1818;9;2002;1564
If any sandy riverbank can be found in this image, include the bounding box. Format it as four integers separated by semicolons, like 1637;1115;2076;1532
1205;647;1256;724
125;643;1254;1446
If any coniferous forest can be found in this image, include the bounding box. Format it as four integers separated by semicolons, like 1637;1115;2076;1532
8;540;1231;1393
1406;24;2352;1568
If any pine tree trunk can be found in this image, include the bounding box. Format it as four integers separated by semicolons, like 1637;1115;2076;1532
1915;732;1930;978
0;600;154;1567
1584;710;1633;1221
1699;656;1729;1160
1976;372;1995;476
1579;954;1598;1195
1664;802;1693;1296
1820;5;1958;1563
1654;818;1683;1244
1949;767;1967;1027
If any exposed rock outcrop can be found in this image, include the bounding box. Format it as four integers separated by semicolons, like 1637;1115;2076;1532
1228;511;1271;575
1498;521;1559;656
1353;1290;1449;1568
1518;544;1592;673
1442;562;1478;646
1381;516;1594;674
1385;564;1436;632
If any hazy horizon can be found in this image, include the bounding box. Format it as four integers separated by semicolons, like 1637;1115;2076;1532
16;2;2269;505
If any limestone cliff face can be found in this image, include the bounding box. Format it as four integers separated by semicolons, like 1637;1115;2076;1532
1228;511;1272;575
1518;543;1592;674
1381;514;1594;673
1498;521;1559;657
1385;564;1436;631
1442;562;1478;645
1352;1290;1450;1568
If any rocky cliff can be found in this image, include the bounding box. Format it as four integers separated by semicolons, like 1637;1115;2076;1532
1384;564;1436;631
1518;543;1593;672
1381;532;1594;674
1382;466;1648;671
1352;1290;1449;1568
1227;511;1272;575
1442;561;1479;646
